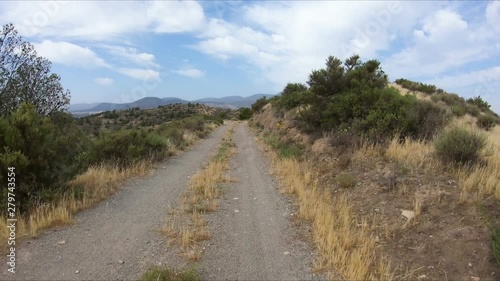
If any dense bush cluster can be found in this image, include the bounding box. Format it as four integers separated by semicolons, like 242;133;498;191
395;78;437;95
264;55;450;143
0;104;89;210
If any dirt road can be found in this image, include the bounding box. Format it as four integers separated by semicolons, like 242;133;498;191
2;123;319;280
199;123;318;280
1;125;228;280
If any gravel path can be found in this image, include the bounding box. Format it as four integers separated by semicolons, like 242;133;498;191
1;125;227;280
199;123;318;280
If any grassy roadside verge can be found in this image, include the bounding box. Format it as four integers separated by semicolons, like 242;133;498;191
161;125;236;261
0;122;220;251
255;128;393;280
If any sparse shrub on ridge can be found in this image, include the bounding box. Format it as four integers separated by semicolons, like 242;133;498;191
477;114;498;131
434;126;487;167
394;78;437;94
467;96;491;112
251;96;269;113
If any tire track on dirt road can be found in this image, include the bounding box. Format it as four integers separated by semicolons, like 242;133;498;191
199;123;320;280
0;125;228;281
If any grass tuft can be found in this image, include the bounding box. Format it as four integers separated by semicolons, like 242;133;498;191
140;266;200;281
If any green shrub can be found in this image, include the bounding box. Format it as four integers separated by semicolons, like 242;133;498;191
89;129;168;166
467;96;491;112
394;78;437;94
140;266;200;281
434;126;487;166
477;114;498;131
275;87;313;111
466;104;481;117
337;173;356;188
0;103;88;212
251;97;269;113
263;133;281;149
238;107;252;120
451;105;467;117
278;142;304;159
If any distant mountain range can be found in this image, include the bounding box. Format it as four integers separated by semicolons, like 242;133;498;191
69;94;274;113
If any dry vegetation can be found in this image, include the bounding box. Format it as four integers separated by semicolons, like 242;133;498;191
162;126;236;261
262;150;393;280
388;117;500;200
252;97;500;280
0;121;215;252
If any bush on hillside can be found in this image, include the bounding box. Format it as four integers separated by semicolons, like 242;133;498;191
467;96;491;112
0;103;88;212
251;97;269;113
434;126;487;167
477;114;498;131
394;78;437;94
238;107;252;120
451;105;467;117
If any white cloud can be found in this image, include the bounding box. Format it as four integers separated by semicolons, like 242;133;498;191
117;68;160;81
0;1;205;40
384;8;498;79
193;1;436;89
94;77;114;86
104;45;159;67
486;1;500;34
174;68;205;78
33;40;109;69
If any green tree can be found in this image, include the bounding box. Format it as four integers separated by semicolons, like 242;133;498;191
0;104;88;211
0;24;70;116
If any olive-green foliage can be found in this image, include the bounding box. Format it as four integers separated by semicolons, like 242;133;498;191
336;173;356;188
394;78;437;94
262;132;304;159
477;114;498;131
0;103;88;211
451;105;467;117
434;126;487;167
140;266;200;281
273;86;313;111
467;96;491;112
251;96;269;113
238;107;252;120
89;115;217;166
316;84;447;142
269;55;451;143
89;128;168;167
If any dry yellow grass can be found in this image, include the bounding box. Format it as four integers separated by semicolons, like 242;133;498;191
0;161;151;249
266;152;392;280
387;120;500;200
163;126;236;260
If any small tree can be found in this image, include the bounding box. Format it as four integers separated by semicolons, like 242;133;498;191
0;23;70;116
467;96;491;112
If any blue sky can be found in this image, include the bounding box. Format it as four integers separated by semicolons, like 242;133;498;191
0;1;499;112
